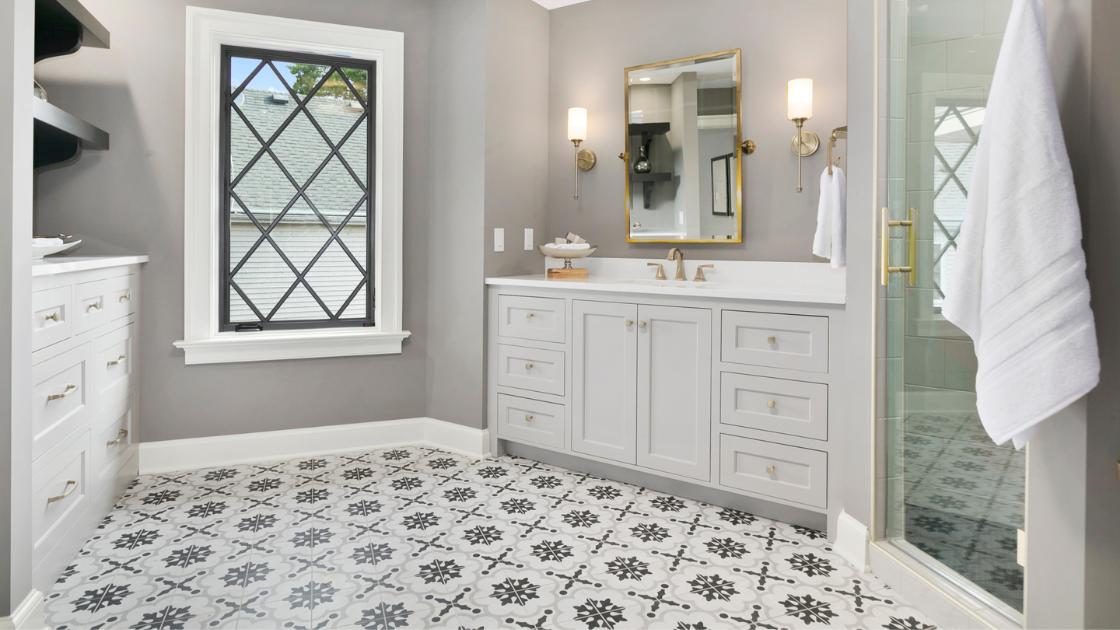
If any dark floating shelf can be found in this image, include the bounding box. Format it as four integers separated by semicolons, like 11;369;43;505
628;122;670;136
33;97;109;170
632;172;672;183
35;0;110;62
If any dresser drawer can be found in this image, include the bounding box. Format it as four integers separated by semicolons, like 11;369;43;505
32;286;72;352
722;311;829;373
32;428;91;563
496;295;565;343
32;344;92;461
103;274;137;321
496;394;565;450
93;404;133;486
497;344;565;396
720;373;828;440
93;324;133;404
719;434;827;509
74;280;110;335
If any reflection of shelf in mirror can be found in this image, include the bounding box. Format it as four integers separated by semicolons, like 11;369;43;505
628;122;670;136
632;172;672;209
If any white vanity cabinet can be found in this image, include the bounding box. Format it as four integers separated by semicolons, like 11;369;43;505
30;256;147;593
487;261;845;527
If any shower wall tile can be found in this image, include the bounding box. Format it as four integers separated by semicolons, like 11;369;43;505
908;0;986;45
906;42;947;94
945;35;1002;90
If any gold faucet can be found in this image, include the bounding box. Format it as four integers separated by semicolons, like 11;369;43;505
666;248;686;280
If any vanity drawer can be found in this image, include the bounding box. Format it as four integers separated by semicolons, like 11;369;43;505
496;394;565;450
92;324;133;404
720;373;828;441
497;295;566;343
93;404;133;486
32;344;92;461
32;428;91;564
497;344;565;396
103;274;137;321
722;311;829;373
32;286;72;351
74;280;110;335
719;434;827;509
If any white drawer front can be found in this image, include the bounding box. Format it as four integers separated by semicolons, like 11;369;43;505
32;344;92;461
722;311;829;373
93;324;133;404
32;286;72;352
93;405;133;485
104;274;137;322
497;295;565;343
719;434;827;509
496;394;565;450
720;373;828;441
32;429;90;562
497;344;565;396
74;279;110;335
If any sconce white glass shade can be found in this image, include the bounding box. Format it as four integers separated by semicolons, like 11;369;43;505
567;107;588;142
787;78;813;121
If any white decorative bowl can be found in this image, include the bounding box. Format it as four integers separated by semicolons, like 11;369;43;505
32;239;81;260
538;244;598;261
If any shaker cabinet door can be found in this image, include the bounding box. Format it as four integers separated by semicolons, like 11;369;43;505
571;300;637;464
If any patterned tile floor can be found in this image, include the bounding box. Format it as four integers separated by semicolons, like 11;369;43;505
45;447;938;629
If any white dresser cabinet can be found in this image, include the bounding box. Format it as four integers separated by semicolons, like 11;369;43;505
487;259;845;529
30;256;147;593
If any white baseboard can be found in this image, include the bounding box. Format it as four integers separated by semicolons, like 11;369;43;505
0;590;46;630
834;510;870;571
139;417;490;474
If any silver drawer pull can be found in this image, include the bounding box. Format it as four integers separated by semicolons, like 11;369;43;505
118;292;131;303
524;414;535;422
766;400;777;410
766;335;777;345
765;464;777;477
46;384;78;402
42;311;60;322
107;428;129;447
47;480;78;504
86;301;103;313
107;354;127;367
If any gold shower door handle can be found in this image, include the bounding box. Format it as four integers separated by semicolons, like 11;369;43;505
881;207;917;286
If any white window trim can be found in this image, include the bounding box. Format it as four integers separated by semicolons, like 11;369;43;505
175;7;408;365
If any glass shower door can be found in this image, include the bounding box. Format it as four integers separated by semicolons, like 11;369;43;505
881;0;1024;616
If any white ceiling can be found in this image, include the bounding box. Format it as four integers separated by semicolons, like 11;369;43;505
531;0;591;9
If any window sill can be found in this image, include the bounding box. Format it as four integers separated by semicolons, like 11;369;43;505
173;328;411;365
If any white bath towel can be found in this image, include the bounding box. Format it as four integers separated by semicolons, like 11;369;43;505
812;166;846;268
942;0;1099;448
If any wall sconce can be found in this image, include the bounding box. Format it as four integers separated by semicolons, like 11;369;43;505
787;78;820;193
568;107;597;200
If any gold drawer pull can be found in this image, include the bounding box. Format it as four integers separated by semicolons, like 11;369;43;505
118;292;131;302
525;312;536;320
107;428;129;447
86;301;103;313
47;480;78;504
524;362;535;371
766;400;777;410
766;335;777;345
42;311;60;322
766;464;777;477
107;354;127;367
524;414;535;422
46;384;78;402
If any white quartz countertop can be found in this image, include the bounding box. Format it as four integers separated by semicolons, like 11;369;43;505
33;255;150;277
486;259;846;305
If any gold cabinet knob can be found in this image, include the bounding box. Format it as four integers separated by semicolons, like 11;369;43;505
43;311;60;322
766;464;777;477
47;479;78;504
86;301;103;313
766;335;777;345
624;319;634;328
526;312;536;320
118;292;131;303
524;362;535;371
524;414;535;422
767;400;777;410
639;321;648;330
107;428;129;447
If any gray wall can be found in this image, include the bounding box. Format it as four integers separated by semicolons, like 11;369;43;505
545;0;847;260
34;0;437;442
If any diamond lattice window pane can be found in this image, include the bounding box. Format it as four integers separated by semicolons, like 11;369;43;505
339;119;368;182
272;283;331;321
231;240;296;318
267;198;334;273
229;113;259;181
233;152;298;226
339;286;368;320
271;111;333;188
307;69;366;146
305;241;365;315
233;63;296;142
229;288;256;323
305;156;365;228
273;61;331;100
337;208;368;271
228;205;261;272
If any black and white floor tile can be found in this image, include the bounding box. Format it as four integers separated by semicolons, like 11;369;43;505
46;447;938;629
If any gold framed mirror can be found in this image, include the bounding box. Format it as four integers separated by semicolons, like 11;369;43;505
624;49;743;243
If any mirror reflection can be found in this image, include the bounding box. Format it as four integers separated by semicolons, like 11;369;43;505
625;49;743;243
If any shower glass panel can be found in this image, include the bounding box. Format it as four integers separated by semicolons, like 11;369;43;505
882;0;1023;614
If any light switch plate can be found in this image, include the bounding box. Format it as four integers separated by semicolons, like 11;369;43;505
493;228;505;253
523;228;534;251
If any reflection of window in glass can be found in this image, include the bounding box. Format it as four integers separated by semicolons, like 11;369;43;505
221;47;374;331
932;103;984;310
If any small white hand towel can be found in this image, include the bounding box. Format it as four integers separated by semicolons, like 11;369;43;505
548;243;592;251
942;0;1099;449
31;238;64;247
812;166;846;268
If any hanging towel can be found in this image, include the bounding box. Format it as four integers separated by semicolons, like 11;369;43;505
942;0;1099;449
813;166;846;268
